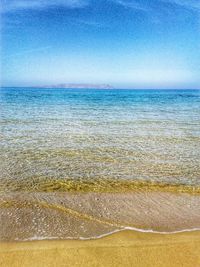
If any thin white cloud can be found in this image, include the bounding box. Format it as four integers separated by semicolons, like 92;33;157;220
113;0;200;12
1;0;89;12
70;18;105;28
112;0;149;11
2;0;200;13
4;46;51;59
160;0;200;11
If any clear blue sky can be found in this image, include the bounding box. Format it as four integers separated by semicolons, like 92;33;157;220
1;0;200;89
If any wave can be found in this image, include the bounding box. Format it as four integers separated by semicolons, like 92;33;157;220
1;191;200;241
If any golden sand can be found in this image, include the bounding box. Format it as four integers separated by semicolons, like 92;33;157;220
1;230;200;267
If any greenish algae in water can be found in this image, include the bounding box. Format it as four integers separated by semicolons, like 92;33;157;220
1;178;200;194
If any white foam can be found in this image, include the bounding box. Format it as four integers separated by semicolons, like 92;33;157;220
13;227;200;242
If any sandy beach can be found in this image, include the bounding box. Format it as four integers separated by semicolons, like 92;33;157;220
2;0;200;263
1;230;200;267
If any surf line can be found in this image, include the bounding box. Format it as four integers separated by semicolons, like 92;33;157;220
1;199;200;235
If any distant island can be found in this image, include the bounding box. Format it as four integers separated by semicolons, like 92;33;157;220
39;83;114;89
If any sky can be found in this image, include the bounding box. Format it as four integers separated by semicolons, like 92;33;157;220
1;0;200;89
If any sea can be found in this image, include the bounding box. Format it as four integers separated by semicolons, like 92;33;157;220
0;88;200;240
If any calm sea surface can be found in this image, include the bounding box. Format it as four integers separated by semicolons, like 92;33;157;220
1;88;200;240
0;88;200;190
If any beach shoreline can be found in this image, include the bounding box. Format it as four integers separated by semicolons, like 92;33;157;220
0;191;200;241
1;191;200;241
1;230;200;267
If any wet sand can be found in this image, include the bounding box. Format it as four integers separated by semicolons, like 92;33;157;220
1;190;200;266
1;191;200;241
1;230;200;267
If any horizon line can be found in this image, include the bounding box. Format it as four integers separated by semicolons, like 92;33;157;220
1;86;200;90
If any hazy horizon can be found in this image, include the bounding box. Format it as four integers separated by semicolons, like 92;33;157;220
1;0;200;89
1;86;200;90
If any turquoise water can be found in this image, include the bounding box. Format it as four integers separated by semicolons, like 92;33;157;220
0;88;200;190
1;88;200;241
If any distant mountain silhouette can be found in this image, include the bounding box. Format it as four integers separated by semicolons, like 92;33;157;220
39;83;113;89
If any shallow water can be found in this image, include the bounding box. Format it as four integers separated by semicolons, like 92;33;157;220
1;88;200;188
0;88;200;240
